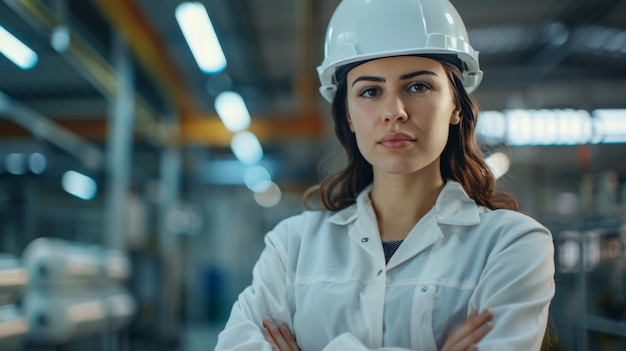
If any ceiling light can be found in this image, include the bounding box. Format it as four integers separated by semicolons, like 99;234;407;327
29;153;47;174
5;153;26;175
244;165;272;191
485;152;510;180
593;109;626;143
0;25;38;70
478;109;598;146
214;91;251;132
476;111;506;145
253;181;282;208
506;110;534;145
175;2;227;73
62;170;97;200
50;25;70;52
230;131;263;165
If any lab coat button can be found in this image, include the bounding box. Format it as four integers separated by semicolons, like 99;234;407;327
377;269;383;276
361;238;369;243
421;286;428;293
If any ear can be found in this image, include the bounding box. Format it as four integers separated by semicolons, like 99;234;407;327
450;108;461;125
347;112;355;132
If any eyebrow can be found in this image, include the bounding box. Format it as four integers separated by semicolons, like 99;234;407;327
400;70;437;80
351;70;437;87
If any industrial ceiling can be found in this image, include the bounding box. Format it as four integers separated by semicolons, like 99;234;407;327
0;0;625;186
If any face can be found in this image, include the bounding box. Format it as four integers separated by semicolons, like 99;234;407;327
345;56;460;177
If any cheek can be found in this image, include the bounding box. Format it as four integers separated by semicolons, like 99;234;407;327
422;109;454;141
346;104;370;133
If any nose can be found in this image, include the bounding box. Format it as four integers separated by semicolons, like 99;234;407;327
382;95;408;123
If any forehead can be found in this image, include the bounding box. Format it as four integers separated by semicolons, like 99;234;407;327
347;56;446;81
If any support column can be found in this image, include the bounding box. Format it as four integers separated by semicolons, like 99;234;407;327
104;32;135;250
158;140;182;344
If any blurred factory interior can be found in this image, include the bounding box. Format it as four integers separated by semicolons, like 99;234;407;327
0;0;626;350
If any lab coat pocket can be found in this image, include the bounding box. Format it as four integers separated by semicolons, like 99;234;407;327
410;284;437;350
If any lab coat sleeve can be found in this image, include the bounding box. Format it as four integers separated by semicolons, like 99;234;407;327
471;216;556;351
214;228;291;351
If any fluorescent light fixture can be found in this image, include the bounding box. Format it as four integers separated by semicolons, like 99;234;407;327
214;91;251;132
231;131;263;165
50;25;70;52
593;109;626;143
478;109;626;145
253;181;282;208
5;153;26;175
244;165;272;191
175;2;227;73
62;170;97;200
559;110;591;145
506;110;534;145
0;25;38;70
478;109;597;146
485;152;510;180
29;153;47;174
476;111;506;144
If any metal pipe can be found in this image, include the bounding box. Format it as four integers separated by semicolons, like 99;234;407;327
104;32;135;251
0;91;104;171
2;0;173;146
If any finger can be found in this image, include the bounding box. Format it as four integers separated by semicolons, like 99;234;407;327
263;317;291;351
469;320;493;342
447;309;493;346
278;323;301;351
455;321;493;351
460;309;493;336
449;311;494;351
261;327;279;351
466;318;493;342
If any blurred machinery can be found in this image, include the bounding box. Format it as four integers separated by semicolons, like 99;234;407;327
0;254;28;350
0;238;135;350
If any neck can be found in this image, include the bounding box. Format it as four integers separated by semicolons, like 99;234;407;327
370;169;445;241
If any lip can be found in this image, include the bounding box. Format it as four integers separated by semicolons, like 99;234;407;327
378;132;415;149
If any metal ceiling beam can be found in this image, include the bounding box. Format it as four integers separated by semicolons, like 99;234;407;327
0;112;327;147
91;0;192;119
180;111;326;146
528;0;623;79
3;0;175;145
92;0;327;144
0;91;104;171
2;0;327;146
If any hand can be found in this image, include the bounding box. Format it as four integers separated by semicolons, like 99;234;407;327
442;309;494;351
261;317;302;351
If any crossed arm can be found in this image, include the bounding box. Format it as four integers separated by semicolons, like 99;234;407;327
261;309;494;351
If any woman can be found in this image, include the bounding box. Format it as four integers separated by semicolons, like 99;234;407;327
215;0;555;350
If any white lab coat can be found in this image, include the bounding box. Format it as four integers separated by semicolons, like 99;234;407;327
215;181;555;350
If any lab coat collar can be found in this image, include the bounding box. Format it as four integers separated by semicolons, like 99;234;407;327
434;181;482;225
328;180;481;227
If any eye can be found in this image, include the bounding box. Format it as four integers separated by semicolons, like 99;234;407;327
408;82;431;93
359;87;381;98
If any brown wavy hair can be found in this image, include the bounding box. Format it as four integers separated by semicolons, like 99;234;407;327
303;55;519;212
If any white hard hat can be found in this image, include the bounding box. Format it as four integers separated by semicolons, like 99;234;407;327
317;0;483;102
